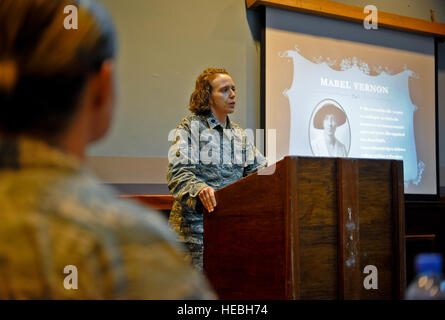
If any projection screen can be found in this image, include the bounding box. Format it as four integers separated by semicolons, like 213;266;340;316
265;7;437;195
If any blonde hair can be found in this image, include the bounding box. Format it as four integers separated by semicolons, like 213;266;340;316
188;67;229;115
0;0;116;135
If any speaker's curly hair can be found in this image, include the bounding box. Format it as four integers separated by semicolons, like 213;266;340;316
188;67;229;115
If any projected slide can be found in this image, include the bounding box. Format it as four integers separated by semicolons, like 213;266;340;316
266;8;436;195
285;49;418;181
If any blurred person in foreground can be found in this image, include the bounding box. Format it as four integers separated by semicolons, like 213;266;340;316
0;0;214;299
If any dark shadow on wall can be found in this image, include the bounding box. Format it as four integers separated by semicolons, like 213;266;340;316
246;3;263;43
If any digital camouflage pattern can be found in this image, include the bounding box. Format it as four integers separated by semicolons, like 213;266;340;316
167;112;267;271
0;137;215;299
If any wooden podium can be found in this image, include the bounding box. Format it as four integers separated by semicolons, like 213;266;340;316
203;156;405;300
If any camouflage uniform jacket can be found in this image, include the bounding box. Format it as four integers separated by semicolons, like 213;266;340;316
167;112;267;271
0;136;215;299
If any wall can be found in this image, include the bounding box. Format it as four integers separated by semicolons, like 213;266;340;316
88;0;445;193
87;0;262;191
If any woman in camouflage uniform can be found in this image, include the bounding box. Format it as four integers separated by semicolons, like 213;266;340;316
167;68;267;271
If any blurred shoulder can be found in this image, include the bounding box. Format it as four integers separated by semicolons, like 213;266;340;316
38;170;216;299
42;169;177;245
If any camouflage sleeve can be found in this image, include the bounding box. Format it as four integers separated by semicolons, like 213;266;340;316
167;121;208;211
243;135;268;177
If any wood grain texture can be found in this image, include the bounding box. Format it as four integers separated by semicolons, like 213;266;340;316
358;160;394;299
392;161;406;299
286;157;300;299
119;195;174;210
296;157;338;299
405;234;436;241
202;156;404;299
337;159;361;300
246;0;445;37
203;159;290;299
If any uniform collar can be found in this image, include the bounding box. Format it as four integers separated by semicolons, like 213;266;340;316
206;112;232;129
